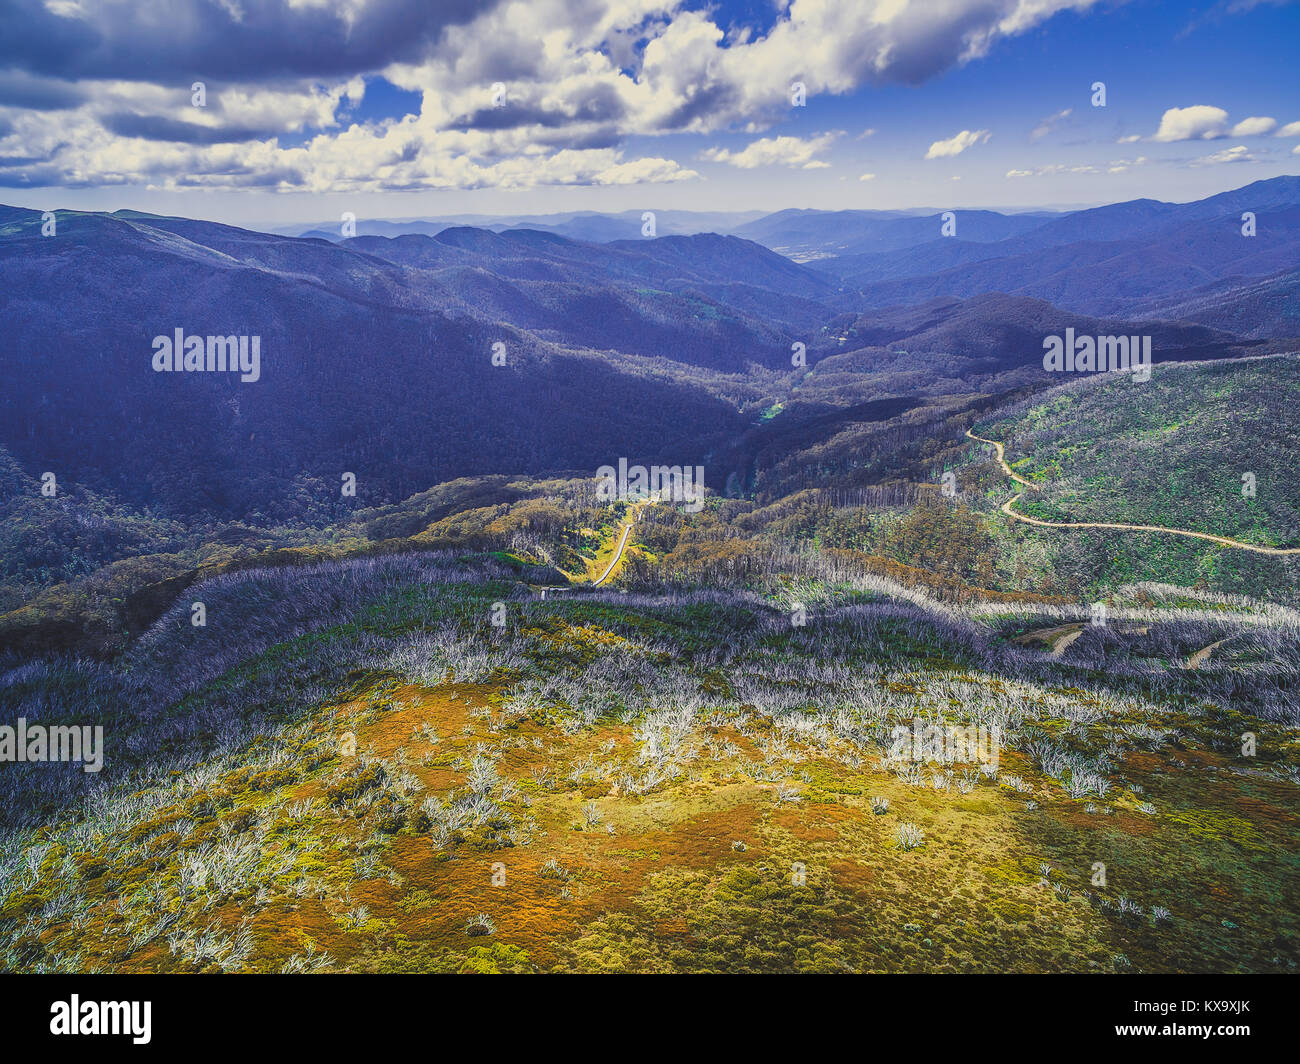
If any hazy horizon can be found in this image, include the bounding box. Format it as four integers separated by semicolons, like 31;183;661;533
6;171;1297;233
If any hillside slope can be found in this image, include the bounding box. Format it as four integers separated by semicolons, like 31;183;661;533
2;553;1297;973
966;355;1300;598
0;208;798;519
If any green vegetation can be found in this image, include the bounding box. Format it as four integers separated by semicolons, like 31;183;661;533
2;545;1298;973
972;356;1300;600
3;355;1299;974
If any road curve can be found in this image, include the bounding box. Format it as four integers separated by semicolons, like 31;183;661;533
969;430;1300;556
966;429;1039;490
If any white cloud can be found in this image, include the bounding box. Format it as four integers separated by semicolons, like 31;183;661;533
701;133;838;169
1151;105;1229;142
0;99;702;192
217;80;366;132
589;154;700;185
1190;144;1254;165
858;172;876;181
0;0;1110;191
1138;107;1283;145
1006;156;1148;177
1230;116;1276;136
925;129;990;159
1277;121;1300;137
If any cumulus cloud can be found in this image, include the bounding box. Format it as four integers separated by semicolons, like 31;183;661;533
1142;106;1281;145
1230;116;1277;136
0;0;1107;191
924;129;990;159
1276;121;1300;137
1151;105;1230;141
858;172;876;181
701;133;838;169
1190;144;1255;165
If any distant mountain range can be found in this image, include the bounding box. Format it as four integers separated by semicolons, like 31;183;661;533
276;209;770;244
1;177;1296;522
275;174;1300;327
728;208;1054;259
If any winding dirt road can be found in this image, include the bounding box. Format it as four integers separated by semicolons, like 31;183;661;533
967;429;1300;556
967;429;1040;491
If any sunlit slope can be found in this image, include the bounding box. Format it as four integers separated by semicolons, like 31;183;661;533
982;356;1300;543
970;355;1300;597
3;556;1297;973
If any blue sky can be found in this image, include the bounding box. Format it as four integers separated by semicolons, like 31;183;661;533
0;0;1296;225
